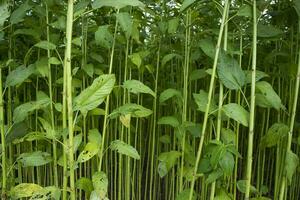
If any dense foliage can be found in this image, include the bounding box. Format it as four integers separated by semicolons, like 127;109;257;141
0;0;300;199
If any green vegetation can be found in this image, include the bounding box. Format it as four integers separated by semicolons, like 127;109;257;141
0;0;300;199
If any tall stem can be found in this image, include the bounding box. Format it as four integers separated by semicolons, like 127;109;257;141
245;0;257;198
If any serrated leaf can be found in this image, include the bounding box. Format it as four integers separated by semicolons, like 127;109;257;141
285;150;299;184
35;41;56;50
260;123;289;148
123;79;155;97
92;171;108;199
95;25;113;49
193;90;218;114
217;52;245;90
110;140;140;159
256;81;282;110
116;12;132;39
18;151;52;167
77;142;99;163
92;0;145;9
206;168;223;184
222;103;249;127
5;64;35;87
109;103;153;118
73;74;115;114
10;183;43;198
158;151;181;177
158;116;180;127
159;88;182;103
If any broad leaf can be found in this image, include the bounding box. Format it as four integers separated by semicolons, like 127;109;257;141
10;1;32;24
217;52;245;90
158;116;180;127
0;2;10;27
176;189;196;200
92;0;145;9
109;103;153;118
159;88;182;103
193;90;218;114
77;142;99;163
158;151;181;177
180;0;196;12
110;140;140;159
116;12;132;39
260;123;289;148
245;70;269;84
257;24;283;38
76;178;94;194
162;53;182;67
285;150;299;184
35;41;56;50
222;103;249;127
73;74;115;114
199;39;215;59
237;180;258;194
92;171;108;199
123;79;155;97
5;64;35;87
10;183;43;198
255;81;282;110
18;151;52;167
95;25;113;49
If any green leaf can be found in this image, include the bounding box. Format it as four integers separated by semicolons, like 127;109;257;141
110;140;140;159
95;25;113;49
250;197;272;200
123;79;155;97
35;57;49;77
168;18;179;34
13;92;51;123
257;24;283;38
189;69;208;81
193;90;218;114
219;151;234;175
109;103;153;118
30;186;61;200
10;1;32;24
92;0;145;9
92;171;108;199
256;81;282;110
88;129;102;146
6;122;29;143
206;168;223;184
162;53;182;67
35;41;56;50
49;57;61;65
180;0;196;12
236;4;252;17
158;116;180;127
285;150;299;184
159;135;171;144
18;151;52;167
5;64;35;87
217;52;245;90
116;12;132;39
82;63;94;78
176;189;196;200
222;103;249;127
0;2;10;27
260;123;289;148
158;151;181;177
221;128;236;145
38;117;58;140
129;52;142;68
73;74;115;114
159;88;182;103
294;0;300;17
77;142;99;163
199;39;215;59
76;178;94;194
10;183;43;198
214;189;232;200
245;70;269;84
237;180;258;194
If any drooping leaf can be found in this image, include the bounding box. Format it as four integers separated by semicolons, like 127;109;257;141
255;81;282;110
88;129;102;146
73;74;115;114
285;150;299;184
5;64;35;87
158;151;181;177
294;0;300;17
237;180;258;194
189;69;208;81
199;39;215;59
123;79;155;97
217;52;245;90
76;178;94;195
162;53;182;67
34;41;56;50
168;18;179;34
110;140;140;159
245;70;269;84
206;168;223;184
77;142;99;163
180;0;196;12
158;116;180;127
82;63;94;78
222;103;249;127
5;121;29;143
10;183;43;199
10;1;32;24
159;88;182;103
0;2;10;27
236;4;252;17
95;25;113;49
214;189;232;200
29;186;61;200
257;24;283;38
129;52;142;68
219;151;234;175
92;171;108;199
92;0;145;9
221;128;236;145
176;189;196;200
13;93;51;123
109;103;153;118
116;12;132;39
260;123;289;148
193;90;218;114
18;151;52;167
